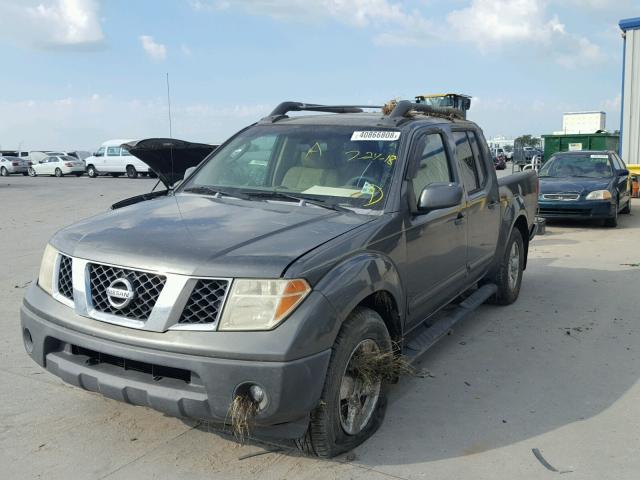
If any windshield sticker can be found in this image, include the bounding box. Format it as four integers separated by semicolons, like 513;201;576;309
590;154;609;159
361;181;376;195
351;131;401;141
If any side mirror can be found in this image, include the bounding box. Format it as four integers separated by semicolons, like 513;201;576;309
184;166;197;179
417;183;464;212
619;169;629;176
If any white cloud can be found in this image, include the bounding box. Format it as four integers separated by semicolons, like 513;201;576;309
139;35;167;61
0;0;104;49
446;0;605;67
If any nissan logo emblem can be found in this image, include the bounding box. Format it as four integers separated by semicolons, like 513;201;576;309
106;278;136;309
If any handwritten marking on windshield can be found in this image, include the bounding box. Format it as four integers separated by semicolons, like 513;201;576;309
346;151;398;166
305;142;323;160
364;183;384;207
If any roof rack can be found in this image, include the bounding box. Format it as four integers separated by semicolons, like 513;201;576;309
259;101;382;123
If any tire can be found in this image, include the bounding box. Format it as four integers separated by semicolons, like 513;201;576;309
604;202;618;227
87;165;97;178
0;167;7;176
297;307;391;458
126;165;137;178
28;167;36;177
620;199;631;214
54;168;63;177
487;228;524;305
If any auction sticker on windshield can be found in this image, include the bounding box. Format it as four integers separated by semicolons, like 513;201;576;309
351;131;401;141
590;155;609;159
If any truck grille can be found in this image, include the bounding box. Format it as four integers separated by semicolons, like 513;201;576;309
178;279;229;325
89;263;166;320
57;255;74;301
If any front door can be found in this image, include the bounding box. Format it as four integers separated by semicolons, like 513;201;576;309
405;130;468;327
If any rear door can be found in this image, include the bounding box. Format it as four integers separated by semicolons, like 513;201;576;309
452;130;500;280
405;129;468;327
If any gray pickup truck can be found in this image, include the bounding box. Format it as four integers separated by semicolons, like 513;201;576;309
21;100;538;457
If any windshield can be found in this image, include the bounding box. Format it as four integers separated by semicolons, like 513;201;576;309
181;125;402;210
539;153;613;178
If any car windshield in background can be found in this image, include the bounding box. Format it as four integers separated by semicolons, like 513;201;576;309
539;154;613;178
180;125;402;210
60;156;77;162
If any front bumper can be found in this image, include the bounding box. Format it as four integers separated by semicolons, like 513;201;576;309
538;199;615;219
21;286;333;438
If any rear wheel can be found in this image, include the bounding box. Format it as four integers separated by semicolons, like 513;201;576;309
126;165;137;178
54;168;63;177
87;165;97;178
487;228;524;305
297;307;391;458
0;167;8;176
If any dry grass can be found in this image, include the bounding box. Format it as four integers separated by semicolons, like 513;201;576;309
351;345;416;386
382;99;398;115
227;394;257;442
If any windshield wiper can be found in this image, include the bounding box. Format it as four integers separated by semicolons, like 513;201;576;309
246;190;351;213
182;186;251;200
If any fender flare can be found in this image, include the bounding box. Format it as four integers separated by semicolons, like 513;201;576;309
312;251;406;338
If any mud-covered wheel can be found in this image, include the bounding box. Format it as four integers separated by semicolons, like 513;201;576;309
297;307;391;458
487;228;524;305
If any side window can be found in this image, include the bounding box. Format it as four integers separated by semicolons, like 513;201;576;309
453;131;480;192
107;146;120;156
467;131;486;187
121;148;131;156
49;157;58;163
611;153;624;170
96;147;105;157
412;133;452;199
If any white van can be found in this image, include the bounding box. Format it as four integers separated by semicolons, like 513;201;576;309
85;139;150;178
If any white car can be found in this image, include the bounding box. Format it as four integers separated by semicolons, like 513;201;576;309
84;139;150;178
0;156;29;176
28;155;85;177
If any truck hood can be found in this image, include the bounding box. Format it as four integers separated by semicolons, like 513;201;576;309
51;194;372;278
122;138;217;188
539;177;611;194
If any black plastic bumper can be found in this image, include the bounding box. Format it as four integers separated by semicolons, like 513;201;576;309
21;300;331;439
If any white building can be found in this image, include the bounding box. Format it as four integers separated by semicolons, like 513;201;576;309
561;112;606;135
487;136;514;150
621;17;640;164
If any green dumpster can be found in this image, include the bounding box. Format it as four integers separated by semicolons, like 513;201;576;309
542;133;620;160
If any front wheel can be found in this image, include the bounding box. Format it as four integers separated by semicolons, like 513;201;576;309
28;167;36;177
87;165;97;178
126;165;137;178
298;307;391;458
620;199;631;214
487;228;524;305
604;202;618;227
54;168;63;177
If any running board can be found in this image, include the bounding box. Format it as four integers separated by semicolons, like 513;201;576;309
402;283;497;363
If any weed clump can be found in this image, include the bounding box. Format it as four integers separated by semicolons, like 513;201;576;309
351;346;416;386
227;394;257;442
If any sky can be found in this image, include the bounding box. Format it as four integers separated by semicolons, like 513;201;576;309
0;0;638;151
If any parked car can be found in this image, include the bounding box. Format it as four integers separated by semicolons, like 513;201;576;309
492;149;506;170
67;151;92;162
84;139;150;178
28;155;86;177
21;100;538;457
538;150;631;227
0;156;29;175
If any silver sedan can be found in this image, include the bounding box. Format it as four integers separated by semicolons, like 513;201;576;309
0;156;29;176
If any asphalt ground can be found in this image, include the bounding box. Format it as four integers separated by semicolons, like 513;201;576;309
1;172;639;479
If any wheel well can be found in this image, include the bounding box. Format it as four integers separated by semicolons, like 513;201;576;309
514;215;530;268
126;164;136;169
358;291;402;343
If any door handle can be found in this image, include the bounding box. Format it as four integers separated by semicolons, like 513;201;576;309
454;212;465;226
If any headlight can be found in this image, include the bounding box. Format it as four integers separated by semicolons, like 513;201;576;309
218;279;311;331
38;244;58;295
585;190;612;200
